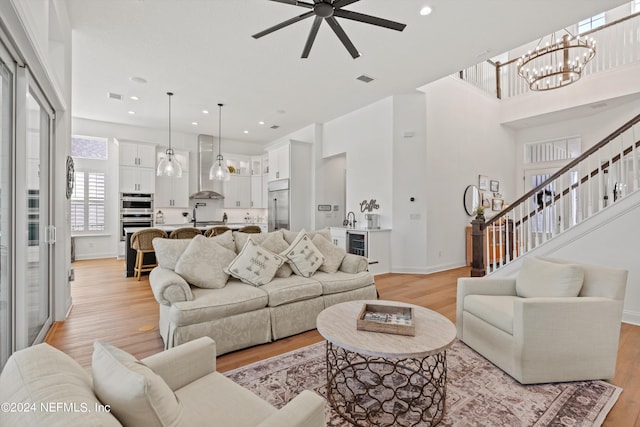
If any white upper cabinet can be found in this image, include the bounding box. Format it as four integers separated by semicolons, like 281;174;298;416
119;141;156;193
268;145;290;181
155;149;190;208
119;141;156;168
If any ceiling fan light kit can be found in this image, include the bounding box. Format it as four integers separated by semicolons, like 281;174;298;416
253;0;406;59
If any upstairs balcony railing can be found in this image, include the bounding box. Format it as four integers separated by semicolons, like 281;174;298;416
459;12;640;99
471;113;640;276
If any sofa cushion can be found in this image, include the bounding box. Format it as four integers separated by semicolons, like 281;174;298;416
516;257;584;298
260;275;323;307
282;228;332;245
312;234;346;274
225;238;285;286
175;235;237;289
92;341;183;427
0;343;120;427
154;231;235;270
313;271;374;295
463;295;518;335
170;280;268;326
233;231;270;254
283;231;324;278
175;372;276;426
261;231;294;278
153;238;191;270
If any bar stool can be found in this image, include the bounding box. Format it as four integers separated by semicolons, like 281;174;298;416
168;227;202;239
131;228;168;281
238;225;261;234
204;226;230;237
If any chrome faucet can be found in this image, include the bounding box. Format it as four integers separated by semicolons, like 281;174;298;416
192;202;206;225
346;211;357;228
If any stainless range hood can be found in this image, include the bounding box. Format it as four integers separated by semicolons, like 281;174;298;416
190;134;225;200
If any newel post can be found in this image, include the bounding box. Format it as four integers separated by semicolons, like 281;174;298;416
471;218;486;277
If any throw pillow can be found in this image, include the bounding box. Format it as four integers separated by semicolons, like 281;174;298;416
233;231;269;254
92;341;183;427
261;231;294;278
174;235;236;289
225;238;285;286
152;230;235;270
152;238;191;271
516;257;584;298
283;230;325;278
312;234;346;273
282;228;332;245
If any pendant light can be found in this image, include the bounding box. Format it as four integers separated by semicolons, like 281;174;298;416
156;91;183;177
209;103;231;181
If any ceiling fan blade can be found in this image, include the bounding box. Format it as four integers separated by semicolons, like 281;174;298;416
333;9;406;31
301;16;323;58
325;16;360;59
252;11;315;39
268;0;314;8
332;0;361;8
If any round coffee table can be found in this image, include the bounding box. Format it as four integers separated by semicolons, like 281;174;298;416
316;300;456;427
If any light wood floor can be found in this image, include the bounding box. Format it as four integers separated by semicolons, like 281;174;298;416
46;258;640;426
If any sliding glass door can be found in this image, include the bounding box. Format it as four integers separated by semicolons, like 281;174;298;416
14;74;53;349
0;45;13;369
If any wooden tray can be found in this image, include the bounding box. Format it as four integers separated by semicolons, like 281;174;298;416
356;303;415;336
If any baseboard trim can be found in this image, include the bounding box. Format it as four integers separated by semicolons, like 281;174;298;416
390;262;467;275
622;310;640;326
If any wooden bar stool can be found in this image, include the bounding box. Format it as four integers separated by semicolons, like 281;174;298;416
131;228;167;280
204;226;230;237
169;227;202;239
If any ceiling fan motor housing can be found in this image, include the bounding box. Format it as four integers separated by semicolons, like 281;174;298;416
314;2;334;18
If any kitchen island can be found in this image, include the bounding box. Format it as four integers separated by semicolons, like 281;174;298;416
123;223;266;277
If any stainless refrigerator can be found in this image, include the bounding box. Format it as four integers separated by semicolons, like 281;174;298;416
268;179;290;231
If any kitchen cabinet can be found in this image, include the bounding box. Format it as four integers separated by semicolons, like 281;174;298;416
268;145;290;181
329;227;346;250
249;155;268;208
119;141;156;168
345;229;391;276
119;166;155;193
265;141;312;231
119;141;156;193
155;149;189;208
223;175;251;208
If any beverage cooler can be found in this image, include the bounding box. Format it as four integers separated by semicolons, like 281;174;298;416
346;230;367;257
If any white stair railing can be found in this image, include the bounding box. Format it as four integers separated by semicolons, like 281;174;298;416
471;114;640;275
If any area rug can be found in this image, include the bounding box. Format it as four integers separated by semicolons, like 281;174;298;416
224;340;622;426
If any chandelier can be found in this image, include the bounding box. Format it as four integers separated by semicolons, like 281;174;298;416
157;91;183;177
517;31;596;91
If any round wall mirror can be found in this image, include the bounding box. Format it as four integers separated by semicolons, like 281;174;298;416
463;185;480;216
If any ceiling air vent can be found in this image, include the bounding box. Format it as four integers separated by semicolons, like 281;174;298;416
356;74;375;83
270;125;280;130
108;92;123;101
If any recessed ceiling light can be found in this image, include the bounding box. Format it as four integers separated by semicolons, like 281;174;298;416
129;76;147;84
420;6;432;16
130;96;139;101
202;110;209;114
259;121;265;125
192;122;198;126
243;130;249;134
128;111;136;115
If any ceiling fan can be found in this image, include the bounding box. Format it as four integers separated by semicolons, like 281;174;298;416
252;0;406;59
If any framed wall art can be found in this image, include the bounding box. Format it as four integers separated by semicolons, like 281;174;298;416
492;198;504;211
478;175;489;191
490;180;499;192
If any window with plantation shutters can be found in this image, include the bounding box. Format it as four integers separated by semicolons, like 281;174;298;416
71;171;105;232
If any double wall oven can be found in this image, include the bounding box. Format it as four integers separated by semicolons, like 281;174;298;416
120;193;153;240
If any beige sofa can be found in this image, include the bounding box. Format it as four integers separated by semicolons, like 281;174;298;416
457;256;627;384
0;337;326;427
150;229;377;354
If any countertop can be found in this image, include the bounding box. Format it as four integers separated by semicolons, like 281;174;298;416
329;226;391;232
124;223;266;234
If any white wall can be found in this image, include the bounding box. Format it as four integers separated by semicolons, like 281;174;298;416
391;92;428;272
323;98;394;229
419;76;517;272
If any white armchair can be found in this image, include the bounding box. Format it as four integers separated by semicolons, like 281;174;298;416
456;257;627;384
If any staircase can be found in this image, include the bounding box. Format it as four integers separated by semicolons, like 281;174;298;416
471;113;640;277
